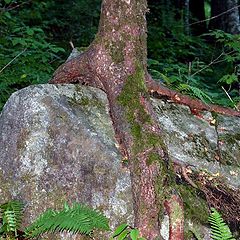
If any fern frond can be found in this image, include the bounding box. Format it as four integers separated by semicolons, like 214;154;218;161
0;200;24;235
24;203;110;238
188;86;213;103
208;208;235;240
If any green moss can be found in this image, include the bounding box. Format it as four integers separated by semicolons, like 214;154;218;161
79;96;90;106
145;132;164;148
184;230;195;239
117;64;160;155
131;122;142;139
170;198;184;221
155;161;175;207
147;152;159;165
117;63;175;221
117;71;153;147
67;93;89;107
217;133;240;166
219;133;240;144
107;40;125;64
117;66;147;107
184;222;205;240
67;93;103;110
178;184;208;224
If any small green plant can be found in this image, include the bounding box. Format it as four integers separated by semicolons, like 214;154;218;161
25;202;110;238
0;200;24;239
208;208;235;240
0;200;109;239
110;223;146;240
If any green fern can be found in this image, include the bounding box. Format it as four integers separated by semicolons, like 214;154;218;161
178;83;213;103
208;208;235;240
24;202;110;238
0;200;24;238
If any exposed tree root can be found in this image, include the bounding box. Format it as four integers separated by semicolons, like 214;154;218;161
196;172;240;225
146;75;240;117
51;57;240;118
180;166;198;189
50;49;166;239
47;0;240;238
176;167;240;227
164;193;184;240
49;49;105;91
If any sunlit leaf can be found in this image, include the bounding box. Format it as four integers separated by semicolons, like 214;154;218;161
117;230;129;240
26;28;34;36
219;74;238;85
21;74;27;79
129;229;139;240
111;224;128;238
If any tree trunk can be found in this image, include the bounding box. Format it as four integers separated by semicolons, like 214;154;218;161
189;0;206;35
209;0;240;34
184;0;190;35
50;0;184;239
49;0;240;238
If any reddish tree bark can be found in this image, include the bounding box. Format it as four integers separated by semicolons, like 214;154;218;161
50;0;240;238
164;193;184;240
51;1;176;238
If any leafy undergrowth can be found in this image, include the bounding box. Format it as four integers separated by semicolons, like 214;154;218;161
147;30;240;109
0;200;146;240
0;4;65;111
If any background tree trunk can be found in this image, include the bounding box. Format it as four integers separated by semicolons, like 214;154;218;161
209;0;240;34
184;0;190;35
189;0;206;35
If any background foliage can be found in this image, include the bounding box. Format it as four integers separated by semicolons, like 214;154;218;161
0;0;240;111
0;1;65;109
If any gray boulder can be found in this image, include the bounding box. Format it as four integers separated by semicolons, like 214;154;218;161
0;84;133;239
152;98;240;188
